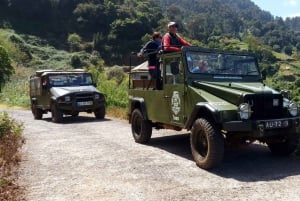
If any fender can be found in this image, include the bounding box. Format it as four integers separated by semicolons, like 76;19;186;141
31;97;37;104
185;102;221;130
129;97;148;121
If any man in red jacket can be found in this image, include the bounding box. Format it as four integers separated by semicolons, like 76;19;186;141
162;22;191;52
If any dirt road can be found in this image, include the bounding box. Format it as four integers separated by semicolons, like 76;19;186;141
5;109;300;200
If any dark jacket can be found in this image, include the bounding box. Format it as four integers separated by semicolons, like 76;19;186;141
139;40;161;66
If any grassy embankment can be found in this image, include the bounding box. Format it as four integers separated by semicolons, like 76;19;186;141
0;29;129;119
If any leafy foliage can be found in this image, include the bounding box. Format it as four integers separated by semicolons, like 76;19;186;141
89;66;128;108
0;46;14;91
1;0;300;109
1;0;300;66
0;111;24;200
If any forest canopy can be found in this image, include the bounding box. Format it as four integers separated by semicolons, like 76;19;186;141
0;0;300;65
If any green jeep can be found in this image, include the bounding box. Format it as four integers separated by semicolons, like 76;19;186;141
128;46;300;169
29;69;106;123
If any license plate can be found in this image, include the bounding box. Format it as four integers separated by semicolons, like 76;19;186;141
264;120;289;129
77;101;93;106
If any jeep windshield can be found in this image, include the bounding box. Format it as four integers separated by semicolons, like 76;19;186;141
185;50;260;78
48;73;93;87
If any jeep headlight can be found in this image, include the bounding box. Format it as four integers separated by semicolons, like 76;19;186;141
288;101;298;117
94;94;100;99
238;103;252;120
65;96;71;102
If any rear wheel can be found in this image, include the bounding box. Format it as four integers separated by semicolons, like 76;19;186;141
267;133;299;156
51;104;63;123
131;109;152;144
190;118;224;169
31;104;43;120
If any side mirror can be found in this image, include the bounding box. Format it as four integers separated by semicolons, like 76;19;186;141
280;90;291;99
261;69;267;80
170;61;179;75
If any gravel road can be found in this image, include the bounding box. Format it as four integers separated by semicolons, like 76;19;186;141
4;109;300;201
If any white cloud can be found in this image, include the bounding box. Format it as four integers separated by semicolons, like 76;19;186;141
287;12;300;18
285;0;298;6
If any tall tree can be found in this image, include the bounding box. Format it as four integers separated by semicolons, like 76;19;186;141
0;46;14;91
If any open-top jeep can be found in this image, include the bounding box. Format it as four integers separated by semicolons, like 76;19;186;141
30;69;106;123
128;46;300;169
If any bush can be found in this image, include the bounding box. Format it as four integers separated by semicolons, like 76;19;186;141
0;46;14;91
67;33;82;52
89;67;128;108
106;66;125;84
0;66;33;108
0;111;24;200
71;54;81;68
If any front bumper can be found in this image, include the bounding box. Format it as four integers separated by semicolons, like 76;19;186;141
223;117;300;137
57;99;105;112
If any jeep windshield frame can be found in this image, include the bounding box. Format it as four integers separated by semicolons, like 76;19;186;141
182;46;262;82
44;73;93;87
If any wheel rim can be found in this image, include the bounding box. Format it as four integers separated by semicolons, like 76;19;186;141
193;130;208;157
132;114;142;137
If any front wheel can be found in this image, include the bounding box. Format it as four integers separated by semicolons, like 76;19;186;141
94;107;105;119
267;133;300;156
31;104;43;120
131;109;152;144
190;118;224;170
51;104;63;123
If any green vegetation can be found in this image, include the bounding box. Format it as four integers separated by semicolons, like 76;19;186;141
0;0;299;142
0;111;24;200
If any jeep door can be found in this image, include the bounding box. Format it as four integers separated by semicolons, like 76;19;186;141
39;75;52;109
163;58;186;127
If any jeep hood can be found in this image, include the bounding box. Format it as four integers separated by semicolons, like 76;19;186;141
192;81;279;105
50;86;99;97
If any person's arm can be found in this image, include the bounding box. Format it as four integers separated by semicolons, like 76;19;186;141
138;41;151;56
178;35;191;46
162;35;181;52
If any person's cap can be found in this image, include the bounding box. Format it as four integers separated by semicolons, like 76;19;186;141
167;22;178;28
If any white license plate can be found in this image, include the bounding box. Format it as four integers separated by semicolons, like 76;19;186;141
77;101;93;106
264;120;289;129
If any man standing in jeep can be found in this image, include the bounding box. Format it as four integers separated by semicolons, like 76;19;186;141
129;46;300;170
162;21;191;52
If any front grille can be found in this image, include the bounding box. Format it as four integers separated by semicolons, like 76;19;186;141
75;92;94;102
244;94;283;120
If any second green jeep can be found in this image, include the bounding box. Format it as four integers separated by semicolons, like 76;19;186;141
128;46;300;169
30;69;106;123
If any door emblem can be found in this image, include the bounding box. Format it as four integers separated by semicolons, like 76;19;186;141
171;91;181;121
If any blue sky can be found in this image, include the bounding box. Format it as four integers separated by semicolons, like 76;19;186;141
251;0;300;18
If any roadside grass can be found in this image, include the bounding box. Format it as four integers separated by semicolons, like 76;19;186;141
106;106;128;120
0;66;33;108
0;111;24;200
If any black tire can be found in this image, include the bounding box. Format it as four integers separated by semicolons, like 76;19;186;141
32;104;43;120
94;107;105;119
51;104;63;123
267;133;300;156
190;118;224;169
131;109;152;144
71;112;79;117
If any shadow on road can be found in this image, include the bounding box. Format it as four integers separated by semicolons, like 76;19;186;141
42;115;111;124
149;132;300;182
149;133;193;161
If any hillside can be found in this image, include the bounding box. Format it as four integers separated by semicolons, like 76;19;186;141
1;0;300;103
0;0;300;65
